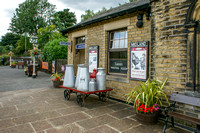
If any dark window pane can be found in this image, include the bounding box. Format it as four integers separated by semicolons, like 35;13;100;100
109;59;127;74
110;51;127;59
111;33;114;40
76;36;85;45
110;41;113;48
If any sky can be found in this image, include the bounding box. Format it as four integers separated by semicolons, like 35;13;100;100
0;0;129;39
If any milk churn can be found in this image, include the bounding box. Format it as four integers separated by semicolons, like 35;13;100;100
89;78;96;91
96;68;106;90
77;66;89;91
63;65;75;87
89;69;97;91
75;64;84;88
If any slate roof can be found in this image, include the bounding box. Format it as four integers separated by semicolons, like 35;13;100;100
61;0;150;34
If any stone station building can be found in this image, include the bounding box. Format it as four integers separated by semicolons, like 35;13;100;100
61;0;200;131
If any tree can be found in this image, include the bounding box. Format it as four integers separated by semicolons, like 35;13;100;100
81;9;95;22
0;33;20;47
81;7;110;22
52;9;77;30
14;36;33;55
42;38;68;62
37;25;63;49
9;0;55;35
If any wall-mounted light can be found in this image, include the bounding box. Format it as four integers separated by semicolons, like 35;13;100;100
146;12;151;20
136;14;143;28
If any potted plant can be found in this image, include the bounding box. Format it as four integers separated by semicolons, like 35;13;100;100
51;72;64;88
11;61;17;68
126;78;169;125
24;67;28;75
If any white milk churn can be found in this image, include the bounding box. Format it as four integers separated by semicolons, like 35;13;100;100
75;64;84;88
63;65;75;87
89;78;96;91
77;66;89;91
96;68;106;90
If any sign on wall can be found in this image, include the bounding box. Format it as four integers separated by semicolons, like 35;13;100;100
88;46;99;73
52;60;56;73
130;41;149;81
110;60;127;74
42;62;48;70
61;65;65;72
60;42;71;45
76;43;85;49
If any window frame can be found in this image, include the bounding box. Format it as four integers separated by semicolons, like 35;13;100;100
107;28;128;76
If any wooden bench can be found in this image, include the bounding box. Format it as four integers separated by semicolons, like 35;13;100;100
18;61;24;69
162;93;200;133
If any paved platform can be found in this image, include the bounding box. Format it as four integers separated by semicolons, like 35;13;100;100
0;66;190;133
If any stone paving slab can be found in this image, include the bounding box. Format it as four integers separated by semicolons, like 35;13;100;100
0;66;191;133
0;88;191;133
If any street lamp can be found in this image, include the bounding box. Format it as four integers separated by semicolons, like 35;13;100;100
9;45;12;67
30;35;38;78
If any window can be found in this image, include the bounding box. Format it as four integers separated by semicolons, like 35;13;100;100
76;36;85;45
108;29;128;75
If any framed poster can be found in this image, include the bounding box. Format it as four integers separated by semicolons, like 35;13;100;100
130;41;149;81
88;46;99;73
42;62;48;70
52;60;56;73
61;65;65;72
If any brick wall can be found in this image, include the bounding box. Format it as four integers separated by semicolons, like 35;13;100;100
68;12;151;100
151;0;200;127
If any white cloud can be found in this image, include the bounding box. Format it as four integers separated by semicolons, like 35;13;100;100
0;0;129;39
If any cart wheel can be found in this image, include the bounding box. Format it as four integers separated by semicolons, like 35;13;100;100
64;90;70;100
76;95;84;107
101;92;107;102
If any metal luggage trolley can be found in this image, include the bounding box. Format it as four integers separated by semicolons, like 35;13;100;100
60;86;113;107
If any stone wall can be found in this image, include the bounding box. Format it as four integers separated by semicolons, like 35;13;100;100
151;0;200;127
68;12;151;100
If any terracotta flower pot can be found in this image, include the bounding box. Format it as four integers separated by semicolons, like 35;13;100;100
135;110;159;125
53;81;63;88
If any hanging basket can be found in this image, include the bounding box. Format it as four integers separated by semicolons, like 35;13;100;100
135;110;159;125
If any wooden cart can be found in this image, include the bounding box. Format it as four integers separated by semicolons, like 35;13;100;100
60;86;113;107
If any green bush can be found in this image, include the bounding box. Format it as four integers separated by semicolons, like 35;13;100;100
42;38;68;62
0;46;9;54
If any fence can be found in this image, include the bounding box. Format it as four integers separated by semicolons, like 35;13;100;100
41;59;67;74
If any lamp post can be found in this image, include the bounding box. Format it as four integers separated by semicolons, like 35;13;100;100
9;45;12;67
30;35;38;78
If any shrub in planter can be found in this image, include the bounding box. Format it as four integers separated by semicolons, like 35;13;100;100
50;72;64;88
11;61;17;68
126;78;169;125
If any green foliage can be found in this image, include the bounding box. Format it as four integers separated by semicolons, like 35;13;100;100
14;36;32;55
0;46;9;55
9;0;55;35
126;79;169;111
37;25;63;49
42;38;68;62
81;9;95;21
0;33;20;47
11;61;17;65
0;54;9;59
52;9;76;30
51;72;63;81
129;0;135;2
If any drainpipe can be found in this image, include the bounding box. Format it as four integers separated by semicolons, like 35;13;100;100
192;23;197;91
